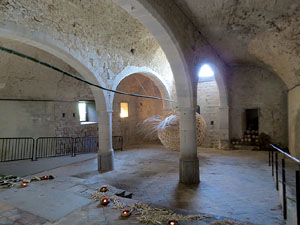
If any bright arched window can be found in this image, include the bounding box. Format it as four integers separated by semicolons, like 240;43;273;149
198;64;214;78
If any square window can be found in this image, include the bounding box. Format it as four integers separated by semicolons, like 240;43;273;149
120;102;128;118
78;102;87;122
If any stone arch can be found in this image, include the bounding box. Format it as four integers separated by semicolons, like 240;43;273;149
113;0;200;184
111;66;173;112
0;22;108;112
113;0;194;109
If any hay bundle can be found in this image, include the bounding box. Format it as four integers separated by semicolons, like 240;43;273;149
157;112;206;151
137;115;162;142
138;111;206;151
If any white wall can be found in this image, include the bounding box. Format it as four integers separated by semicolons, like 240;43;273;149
0;101;55;138
288;86;300;157
0;39;97;138
229;66;288;147
197;79;220;148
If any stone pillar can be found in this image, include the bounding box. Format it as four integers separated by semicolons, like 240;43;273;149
98;110;114;172
179;107;199;184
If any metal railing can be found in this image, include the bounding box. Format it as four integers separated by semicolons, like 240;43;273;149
0;138;34;162
35;137;74;159
74;136;98;155
269;144;300;224
0;135;123;162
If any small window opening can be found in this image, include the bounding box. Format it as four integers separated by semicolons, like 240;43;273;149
62;113;65;118
78;101;98;125
78;102;87;122
120;102;128;118
199;64;214;78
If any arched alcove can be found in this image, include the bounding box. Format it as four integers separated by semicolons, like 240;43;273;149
197;64;221;148
0;22;108;112
112;73;167;146
0;23;112;170
196;62;229;149
111;66;174;112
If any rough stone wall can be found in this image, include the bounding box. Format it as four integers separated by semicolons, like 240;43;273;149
0;39;97;138
0;0;175;99
0;39;93;100
54;102;97;138
197;80;220;148
112;74;163;146
229;66;288;147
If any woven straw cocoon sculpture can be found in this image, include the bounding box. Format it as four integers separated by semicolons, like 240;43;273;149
157;113;206;151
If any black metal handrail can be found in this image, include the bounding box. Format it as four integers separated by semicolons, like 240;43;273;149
271;144;300;164
0;137;34;162
74;136;98;156
0;135;123;162
269;144;300;224
35;137;74;159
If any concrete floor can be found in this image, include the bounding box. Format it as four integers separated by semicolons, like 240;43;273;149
0;145;284;225
0;153;97;177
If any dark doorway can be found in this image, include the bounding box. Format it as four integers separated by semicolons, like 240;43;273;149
246;109;259;131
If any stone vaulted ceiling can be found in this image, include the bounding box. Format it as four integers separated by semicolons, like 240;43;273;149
0;0;299;88
0;0;174;90
174;0;300;88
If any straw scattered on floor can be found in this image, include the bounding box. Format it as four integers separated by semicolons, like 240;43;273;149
208;220;248;225
91;186;212;225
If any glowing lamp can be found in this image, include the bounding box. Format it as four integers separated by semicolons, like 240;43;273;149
121;209;131;217
20;183;28;188
100;186;108;192
41;175;49;180
168;220;179;225
101;198;110;206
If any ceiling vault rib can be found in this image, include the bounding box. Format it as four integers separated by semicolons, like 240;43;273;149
172;1;231;68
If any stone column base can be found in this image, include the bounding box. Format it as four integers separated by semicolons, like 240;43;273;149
179;157;200;184
98;150;114;173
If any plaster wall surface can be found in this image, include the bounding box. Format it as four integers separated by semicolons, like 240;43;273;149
0;39;97;138
288;86;300;157
0;101;55;138
173;0;300;89
229;66;288;147
0;0;175;103
112;74;163;146
0;101;97;138
197;80;220;148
